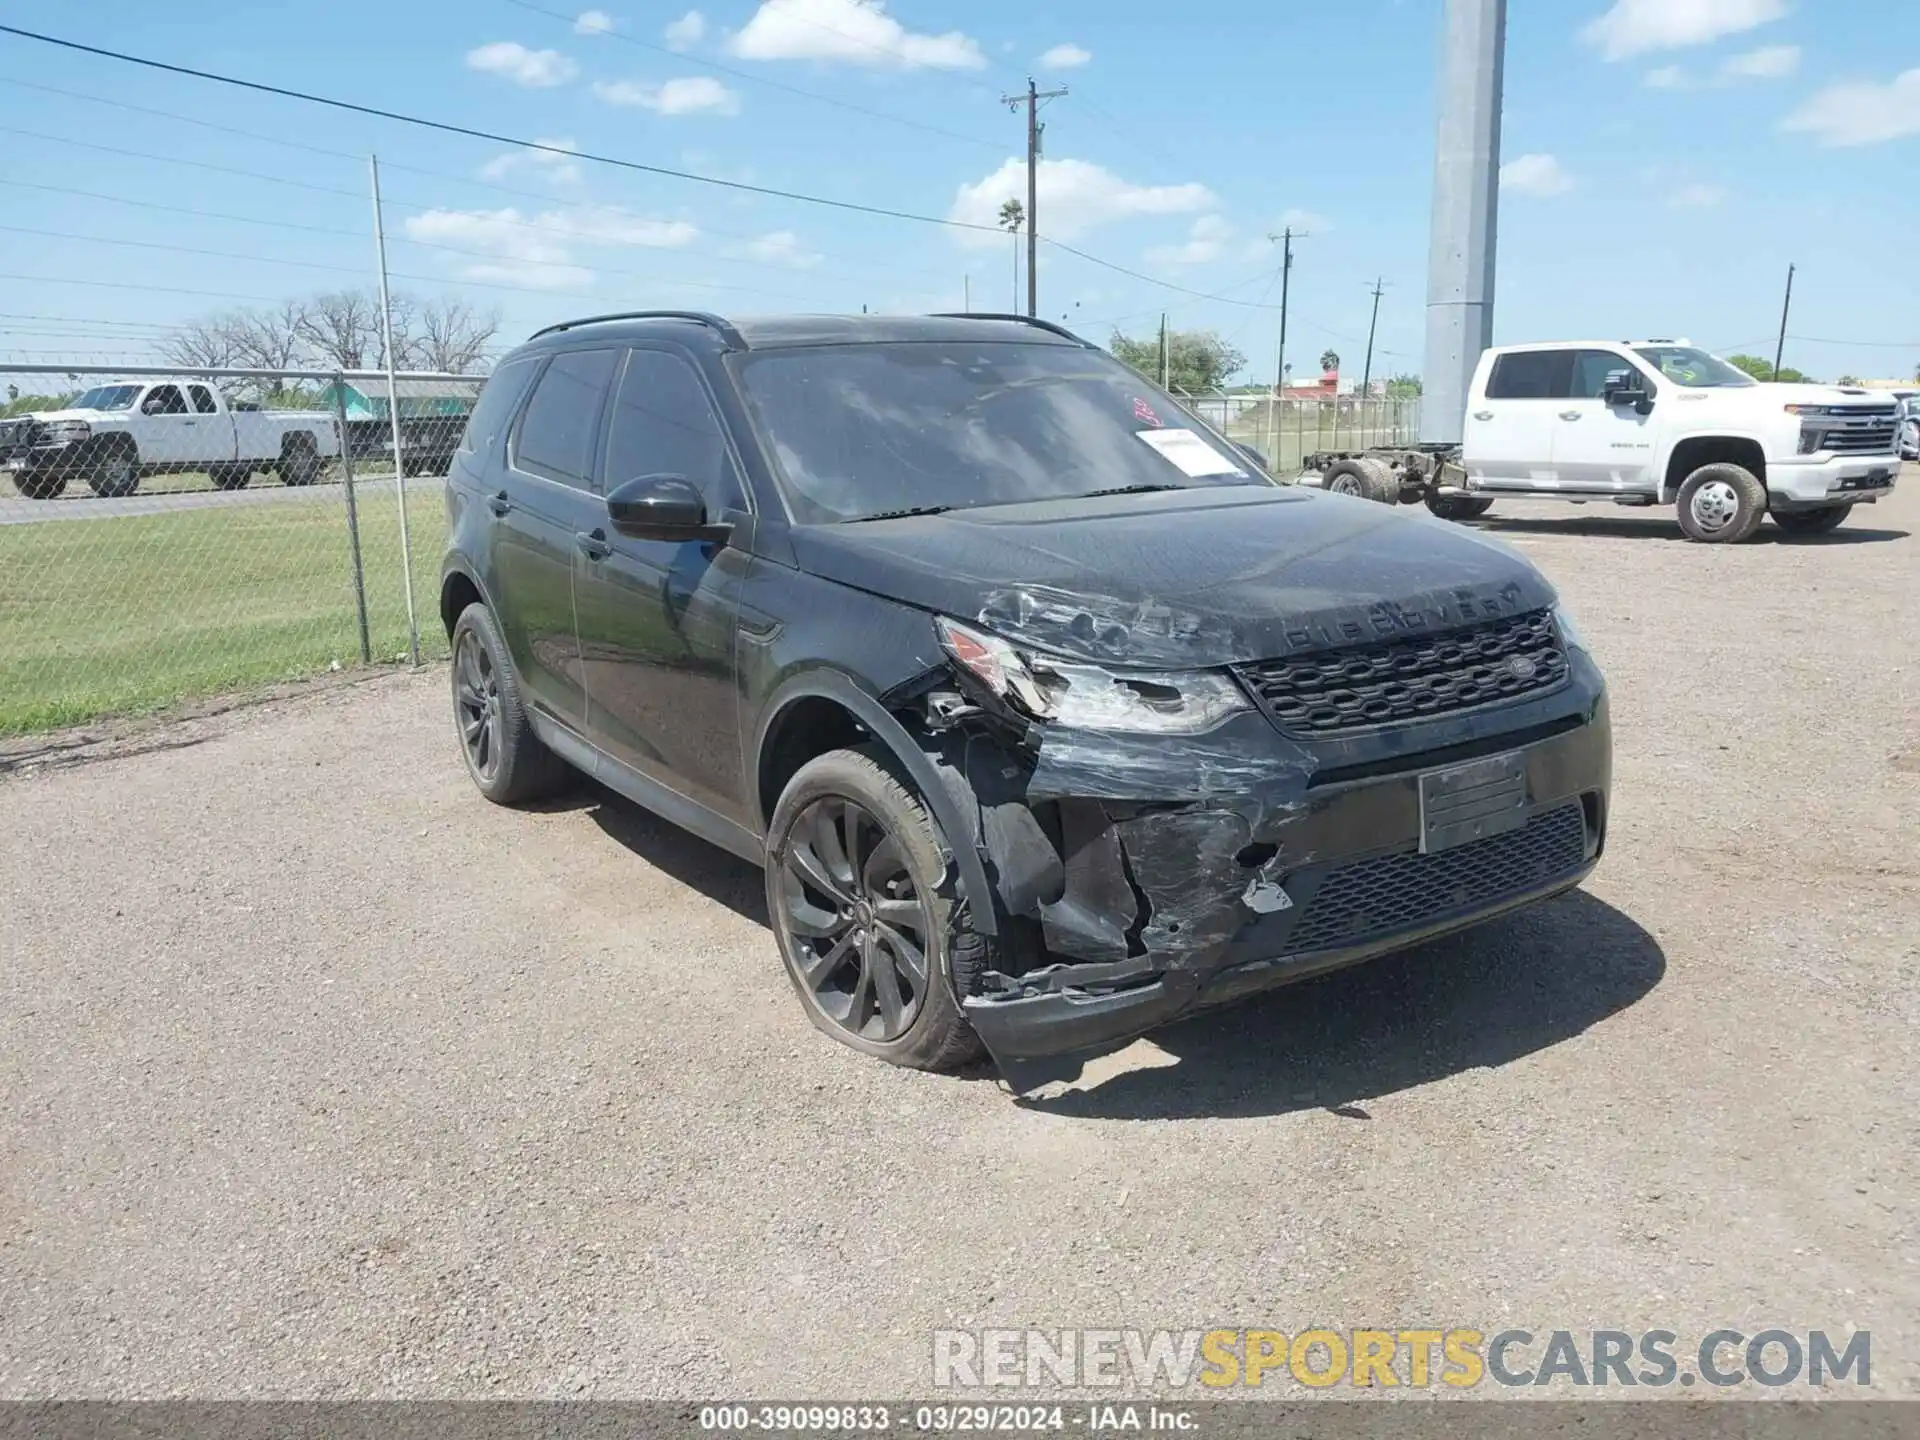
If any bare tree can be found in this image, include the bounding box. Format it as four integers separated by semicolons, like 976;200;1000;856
406;297;501;374
158;316;245;372
225;300;307;394
294;290;382;372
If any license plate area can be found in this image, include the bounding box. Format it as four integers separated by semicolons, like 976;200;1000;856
1418;750;1529;854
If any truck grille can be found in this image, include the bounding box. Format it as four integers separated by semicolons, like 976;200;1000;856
1812;421;1897;454
1284;802;1588;953
0;418;38;457
1235;608;1569;737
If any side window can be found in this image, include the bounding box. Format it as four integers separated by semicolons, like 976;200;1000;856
1569;350;1643;400
188;385;218;414
1486;350;1573;400
603;350;747;512
511;349;618;489
459;355;541;457
142;384;188;416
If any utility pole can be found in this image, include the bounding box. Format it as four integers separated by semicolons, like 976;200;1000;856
1361;277;1387;396
1004;78;1068;317
1773;263;1796;380
1265;227;1299;464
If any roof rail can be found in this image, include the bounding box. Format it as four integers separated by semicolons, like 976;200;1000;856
927;312;1089;344
528;310;746;347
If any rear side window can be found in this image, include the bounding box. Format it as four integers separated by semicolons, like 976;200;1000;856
1486;350;1573;400
512;349;618;488
188;385;219;414
458;355;541;458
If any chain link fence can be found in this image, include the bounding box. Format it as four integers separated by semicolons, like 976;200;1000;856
0;363;478;737
1171;390;1424;473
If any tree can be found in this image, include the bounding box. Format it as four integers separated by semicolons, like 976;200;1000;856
1384;373;1423;397
405;297;501;374
294;290;384;372
158;316;245;372
1319;349;1340;373
1726;353;1815;384
1837;374;1862;387
1110;328;1246;394
224;300;306;395
998;198;1025;309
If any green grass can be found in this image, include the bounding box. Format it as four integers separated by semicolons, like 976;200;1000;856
0;493;447;736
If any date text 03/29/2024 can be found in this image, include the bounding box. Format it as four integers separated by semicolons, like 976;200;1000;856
698;1405;1196;1433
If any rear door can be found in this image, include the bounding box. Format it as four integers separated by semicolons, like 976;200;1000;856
1551;349;1657;491
186;384;238;465
1462;349;1568;487
492;347;619;733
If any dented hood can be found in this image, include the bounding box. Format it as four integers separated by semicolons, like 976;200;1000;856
788;484;1557;667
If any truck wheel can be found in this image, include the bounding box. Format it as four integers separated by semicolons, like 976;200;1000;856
1675;463;1766;543
86;439;141;499
12;468;66;500
209;465;251;492
1323;456;1398;505
1426;494;1495;521
278;434;322;487
1772;504;1852;536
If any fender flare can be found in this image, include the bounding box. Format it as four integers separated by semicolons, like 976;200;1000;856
753;668;999;937
438;552;499;635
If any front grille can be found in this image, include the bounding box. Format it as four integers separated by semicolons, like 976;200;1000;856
1236;608;1569;737
1815;422;1897;454
0;418;37;455
1284;802;1588;953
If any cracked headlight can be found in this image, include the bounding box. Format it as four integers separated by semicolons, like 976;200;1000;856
1553;602;1591;654
935;617;1250;735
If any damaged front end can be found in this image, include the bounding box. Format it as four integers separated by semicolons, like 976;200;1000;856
907;604;1611;1087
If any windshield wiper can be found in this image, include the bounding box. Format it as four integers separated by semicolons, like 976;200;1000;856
845;504;956;523
1071;483;1185;499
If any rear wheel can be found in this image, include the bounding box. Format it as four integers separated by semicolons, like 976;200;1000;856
85;439;140;499
208;465;251;492
766;749;985;1071
1322;455;1398;504
1675;462;1767;543
1426;494;1495;521
449;602;571;805
278;434;321;487
1772;504;1851;536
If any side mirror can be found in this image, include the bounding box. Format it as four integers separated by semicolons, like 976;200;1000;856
1603;369;1654;415
606;473;731;543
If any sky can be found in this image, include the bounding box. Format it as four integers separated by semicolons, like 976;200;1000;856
1;0;1917;385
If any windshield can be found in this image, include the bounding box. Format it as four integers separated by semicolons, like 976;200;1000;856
69;385;141;411
1632;346;1755;389
735;341;1261;523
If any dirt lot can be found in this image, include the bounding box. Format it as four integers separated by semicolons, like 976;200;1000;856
2;479;1917;1401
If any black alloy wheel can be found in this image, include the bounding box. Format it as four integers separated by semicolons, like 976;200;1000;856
774;796;933;1043
453;626;502;783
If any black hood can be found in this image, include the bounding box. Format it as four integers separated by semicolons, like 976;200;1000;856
787;484;1557;668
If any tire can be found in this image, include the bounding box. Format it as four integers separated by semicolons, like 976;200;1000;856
766;748;987;1072
1772;504;1852;536
1675;462;1767;543
1426;494;1495;521
208;465;251;492
449;601;572;806
12;468;66;500
85;439;140;499
278;434;321;487
1322;455;1398;504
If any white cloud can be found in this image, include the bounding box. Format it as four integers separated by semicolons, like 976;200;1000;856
1276;207;1329;233
592;76;741;114
1499;152;1574;196
403;205;699;291
1039;43;1091;70
1145;215;1232;268
1645;65;1687;88
480;138;585;186
1668;182;1729;207
727;0;985;70
465;41;579;87
1580;0;1786;61
727;230;822;268
1721;44;1799;79
948;157;1214;247
664;10;706;49
1783;68;1920;146
574;8;615;34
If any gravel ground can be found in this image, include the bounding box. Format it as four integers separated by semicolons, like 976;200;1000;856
1;477;1916;1402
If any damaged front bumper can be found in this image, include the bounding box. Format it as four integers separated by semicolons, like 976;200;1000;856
952;653;1612;1075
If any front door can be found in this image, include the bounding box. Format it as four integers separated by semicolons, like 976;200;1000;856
1552;349;1657;491
136;383;197;466
574;347;750;825
1462;349;1566;489
492;347;619;733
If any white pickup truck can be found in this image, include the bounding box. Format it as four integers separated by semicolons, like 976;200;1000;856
0;378;341;500
1307;339;1902;543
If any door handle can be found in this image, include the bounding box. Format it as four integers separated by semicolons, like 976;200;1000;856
1472;410;1494;421
1559;411;1583;421
576;528;611;561
487;491;511;516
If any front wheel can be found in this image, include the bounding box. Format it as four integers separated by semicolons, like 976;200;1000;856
1772;504;1852;536
765;749;985;1071
86;441;140;499
12;468;66;500
1675;462;1767;543
1426;494;1494;521
209;465;251;492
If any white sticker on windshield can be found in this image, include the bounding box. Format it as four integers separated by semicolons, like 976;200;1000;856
1134;427;1245;478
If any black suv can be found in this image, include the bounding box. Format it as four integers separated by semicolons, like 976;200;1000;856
441;312;1611;1085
